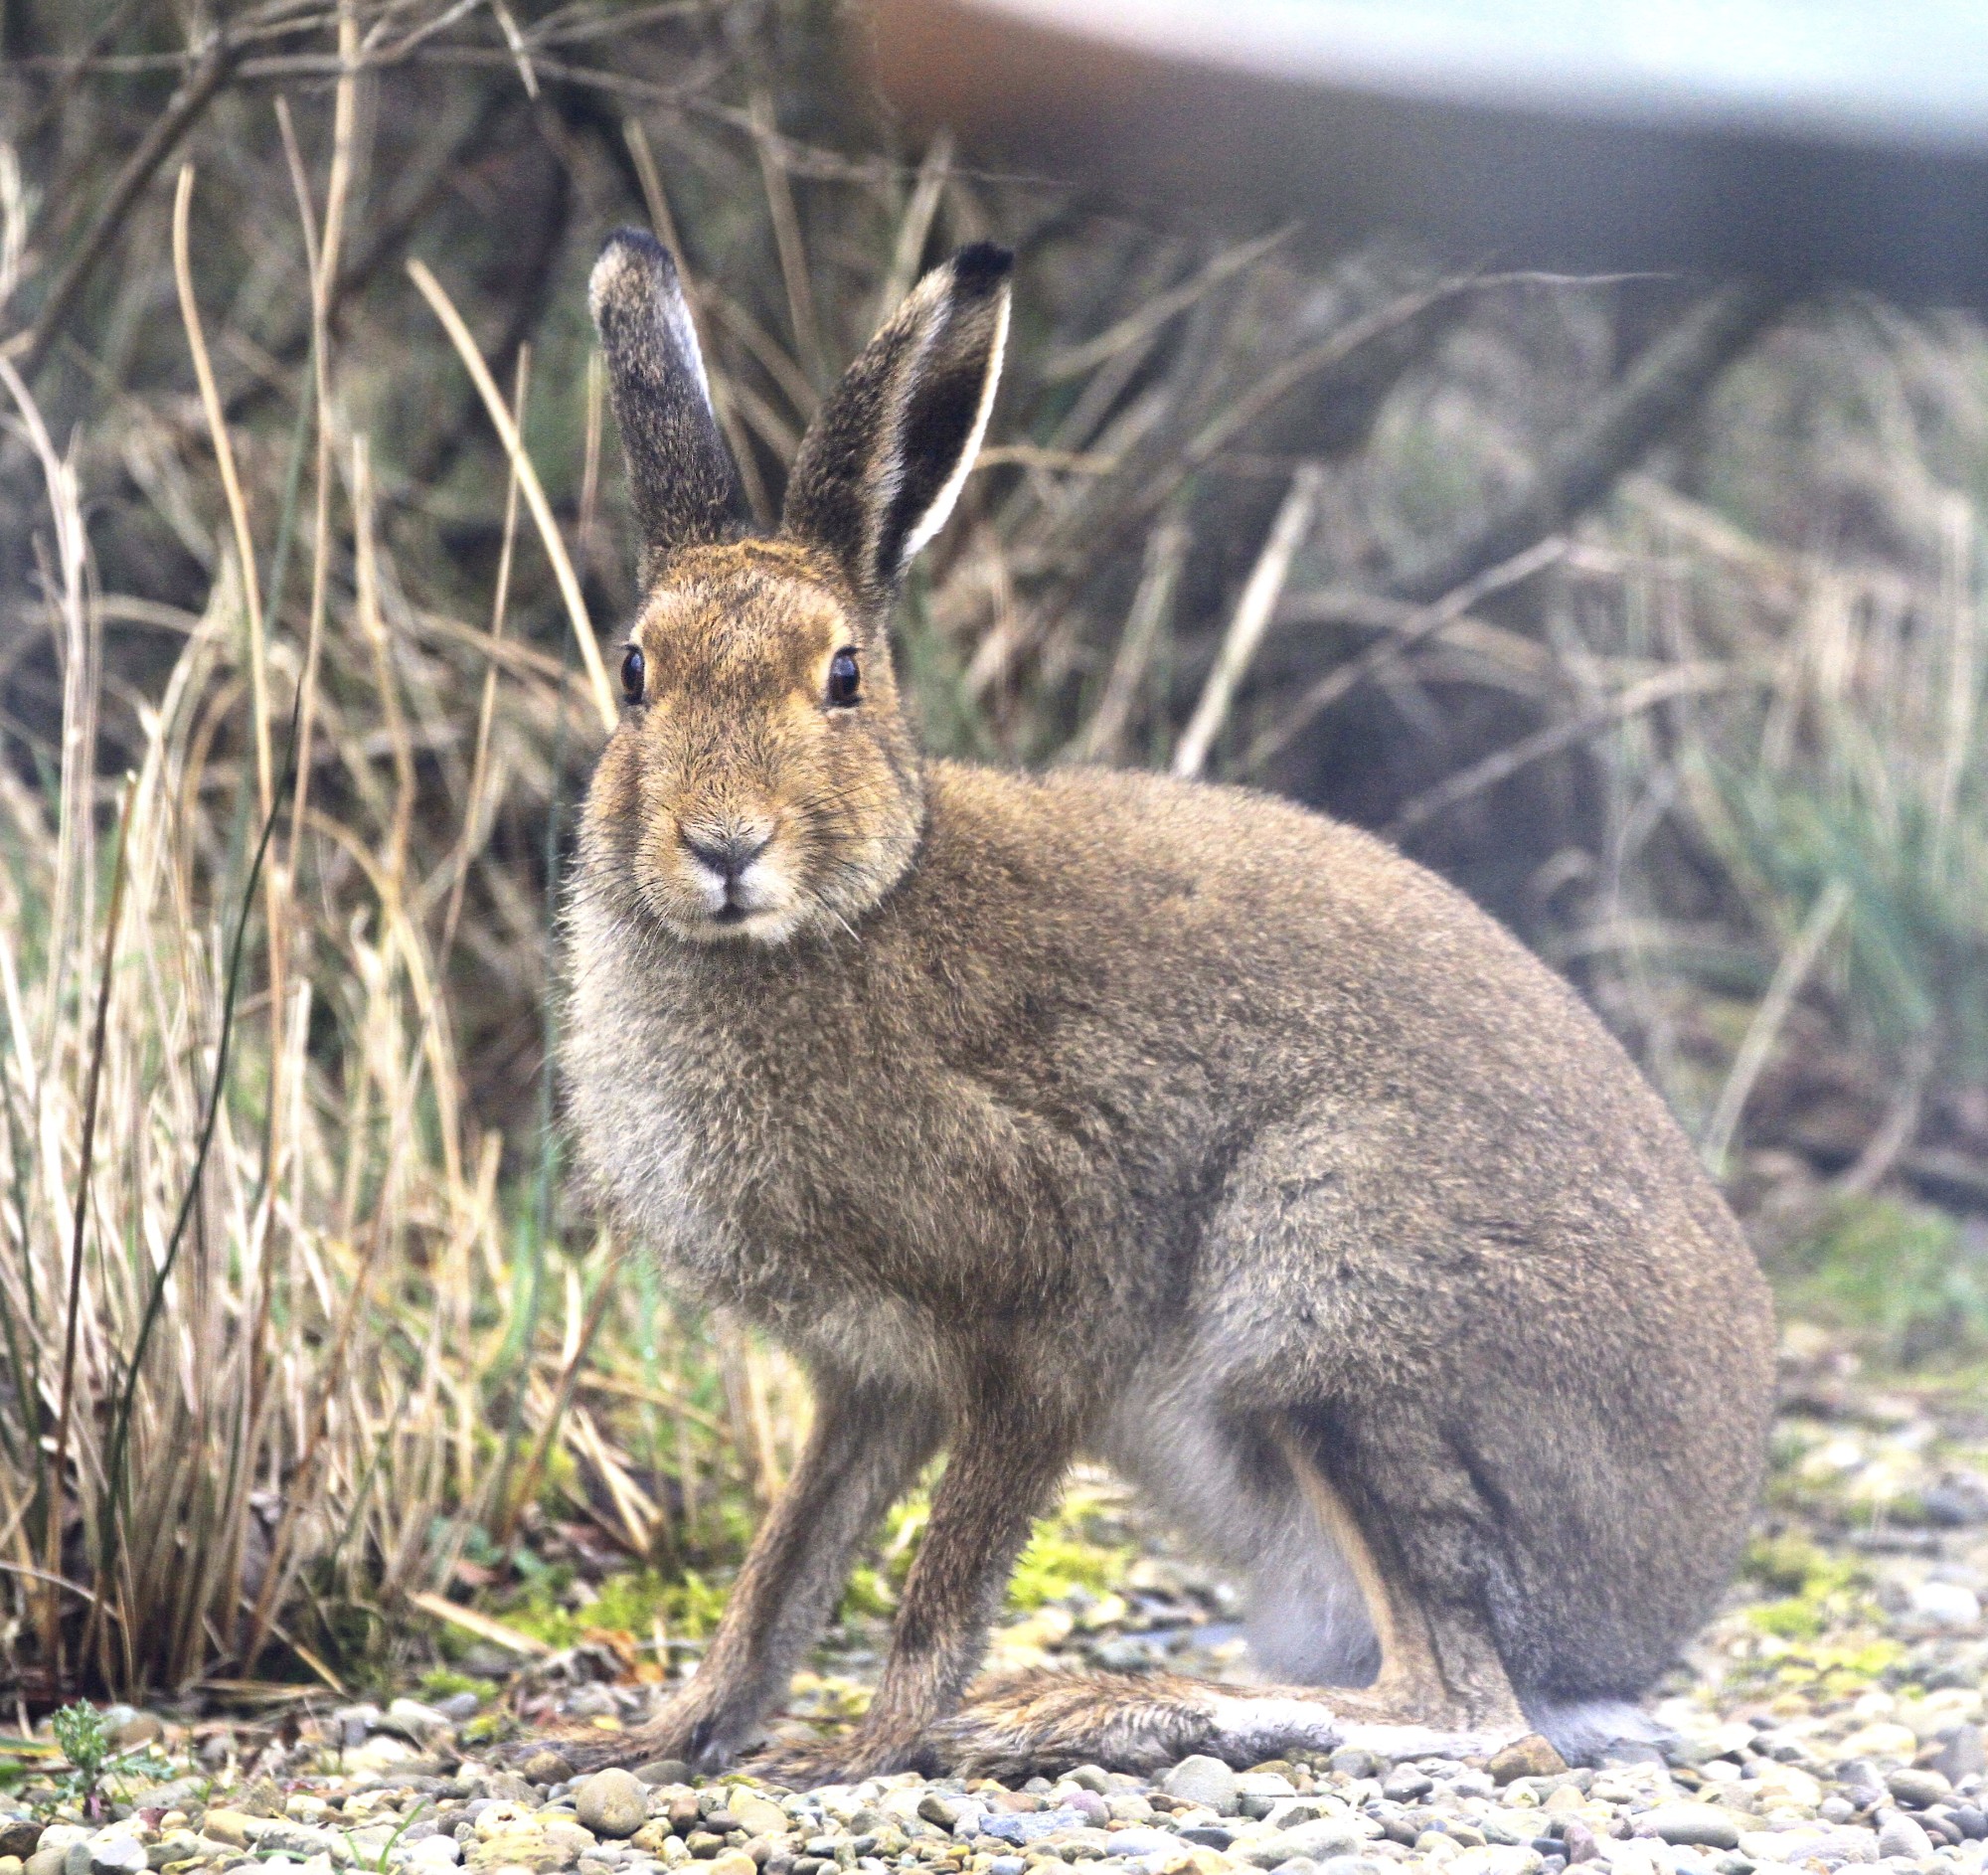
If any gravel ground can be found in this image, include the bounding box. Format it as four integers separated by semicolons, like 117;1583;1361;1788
6;1342;1985;1875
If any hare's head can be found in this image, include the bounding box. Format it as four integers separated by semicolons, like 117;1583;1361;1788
581;229;1010;944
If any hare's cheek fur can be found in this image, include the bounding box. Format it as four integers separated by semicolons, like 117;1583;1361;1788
593;693;921;944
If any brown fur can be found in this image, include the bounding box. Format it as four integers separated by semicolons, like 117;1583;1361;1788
554;236;1776;1783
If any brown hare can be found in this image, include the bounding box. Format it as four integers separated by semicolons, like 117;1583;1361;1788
560;228;1775;1784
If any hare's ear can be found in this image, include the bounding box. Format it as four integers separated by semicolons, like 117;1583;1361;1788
782;243;1011;609
589;228;749;569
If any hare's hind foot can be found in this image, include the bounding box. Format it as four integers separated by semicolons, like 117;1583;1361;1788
930;1670;1527;1780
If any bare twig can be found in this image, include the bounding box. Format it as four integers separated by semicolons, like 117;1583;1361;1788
1172;464;1322;779
9;28;241;377
1389;281;1789;605
1700;878;1853;1178
1064;509;1189;765
407;256;616;732
1246;538;1570;772
1386;663;1738;838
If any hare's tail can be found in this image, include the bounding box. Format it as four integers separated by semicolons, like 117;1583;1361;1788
930;1669;1521;1779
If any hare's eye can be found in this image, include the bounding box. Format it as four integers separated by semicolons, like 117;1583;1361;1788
621;645;645;705
827;647;861;707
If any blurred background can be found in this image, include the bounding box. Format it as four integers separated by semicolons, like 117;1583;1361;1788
1;0;1986;1726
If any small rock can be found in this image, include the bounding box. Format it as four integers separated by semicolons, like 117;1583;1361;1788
1164;1759;1240;1817
1908;1582;1982;1628
1750;1762;1824;1809
1875;1811;1933;1861
578;1773;652;1842
1636;1804;1741;1851
1328;1750;1383;1781
1926;1726;1986;1786
519;1750;576;1790
980;1808;1086;1847
202;1815;254;1851
1560;1822;1599;1867
1836;1725;1917;1764
0;1828;41;1862
26;1848;65;1875
110;1713;164;1753
1382;1772;1433;1803
401;1842;462;1870
1884;1767;1951;1810
346;1736;416;1775
1102;1830;1179;1860
914;1796;965;1833
87;1839;148;1875
385;1700;456;1747
1489;1739;1567;1786
725;1797;785;1840
634;1763;692;1789
705;1855;755;1875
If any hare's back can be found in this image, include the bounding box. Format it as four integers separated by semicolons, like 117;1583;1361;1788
919;760;1631;1107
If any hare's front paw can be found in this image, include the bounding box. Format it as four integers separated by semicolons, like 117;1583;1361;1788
505;1698;741;1780
746;1722;937;1790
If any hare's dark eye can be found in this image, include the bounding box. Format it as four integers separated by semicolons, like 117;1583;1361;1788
827;647;861;707
621;645;645;705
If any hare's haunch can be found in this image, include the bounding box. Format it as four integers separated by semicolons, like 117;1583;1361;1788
560;231;1774;1782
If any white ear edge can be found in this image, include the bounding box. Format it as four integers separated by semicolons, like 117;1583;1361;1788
899;283;1010;568
661;274;718;413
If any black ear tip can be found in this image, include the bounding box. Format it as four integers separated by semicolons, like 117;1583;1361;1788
950;242;1013;298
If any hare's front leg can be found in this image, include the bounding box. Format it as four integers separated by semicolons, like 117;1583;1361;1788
757;1385;1081;1783
549;1373;939;1775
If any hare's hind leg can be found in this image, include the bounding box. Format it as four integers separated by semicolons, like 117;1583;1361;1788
935;1411;1530;1779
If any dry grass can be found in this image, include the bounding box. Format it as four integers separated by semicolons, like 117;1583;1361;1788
0;0;1984;1702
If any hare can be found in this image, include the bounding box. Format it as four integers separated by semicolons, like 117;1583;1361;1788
559;229;1776;1784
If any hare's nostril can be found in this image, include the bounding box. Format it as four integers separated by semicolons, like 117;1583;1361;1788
682;829;770;883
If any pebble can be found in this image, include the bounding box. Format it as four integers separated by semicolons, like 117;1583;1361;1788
10;1365;1987;1875
1874;1811;1935;1860
1909;1582;1983;1628
1635;1803;1742;1850
574;1773;647;1841
1488;1739;1567;1785
518;1753;576;1790
85;1839;146;1875
1165;1759;1241;1816
1884;1766;1952;1809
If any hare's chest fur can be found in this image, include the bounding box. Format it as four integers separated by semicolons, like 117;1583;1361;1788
562;897;986;1376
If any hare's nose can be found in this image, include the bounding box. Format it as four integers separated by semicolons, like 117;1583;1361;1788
683;829;769;883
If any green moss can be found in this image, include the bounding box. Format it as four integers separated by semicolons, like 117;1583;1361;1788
1772;1195;1988;1368
492;1568;730;1651
1006;1509;1136;1612
416;1668;498;1704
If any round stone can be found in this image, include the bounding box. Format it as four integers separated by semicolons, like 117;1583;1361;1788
1488;1738;1567;1785
577;1770;651;1840
1636;1803;1741;1850
85;1838;146;1875
1163;1758;1241;1817
1876;1811;1934;1861
519;1750;577;1789
1884;1768;1952;1810
1908;1582;1981;1628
